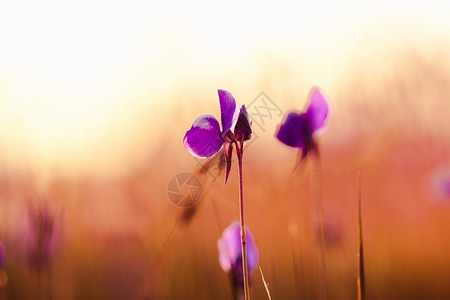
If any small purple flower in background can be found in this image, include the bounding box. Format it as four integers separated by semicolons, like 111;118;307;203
276;88;331;295
276;87;331;164
184;90;252;182
444;180;450;197
429;165;450;204
20;203;63;274
218;222;259;298
315;216;343;247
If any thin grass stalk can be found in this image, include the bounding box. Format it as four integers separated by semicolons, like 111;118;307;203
259;266;272;300
357;171;365;300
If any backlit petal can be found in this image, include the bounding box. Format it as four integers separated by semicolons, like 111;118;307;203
275;112;312;149
306;88;330;132
183;114;223;158
218;89;240;135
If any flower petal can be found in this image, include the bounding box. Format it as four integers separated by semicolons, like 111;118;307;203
217;238;232;271
306;88;330;131
218;89;240;136
218;222;241;272
245;227;259;272
234;105;252;141
183;114;223;158
275;112;312;149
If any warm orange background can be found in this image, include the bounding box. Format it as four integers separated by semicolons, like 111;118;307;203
1;1;450;299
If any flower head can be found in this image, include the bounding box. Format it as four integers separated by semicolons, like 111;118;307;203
276;87;330;162
218;222;259;290
184;90;252;182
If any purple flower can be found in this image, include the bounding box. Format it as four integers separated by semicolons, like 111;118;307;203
218;222;259;291
276;87;331;161
0;242;4;269
183;90;252;182
23;204;60;273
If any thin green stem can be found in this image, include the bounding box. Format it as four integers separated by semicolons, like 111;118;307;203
237;141;250;300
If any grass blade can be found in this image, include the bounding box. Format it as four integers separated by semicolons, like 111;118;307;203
357;171;365;300
259;266;272;300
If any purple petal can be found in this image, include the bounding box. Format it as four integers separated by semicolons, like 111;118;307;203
184;114;223;158
218;89;239;136
218;222;241;272
275;112;312;149
234;105;252;141
245;228;259;272
305;88;330;131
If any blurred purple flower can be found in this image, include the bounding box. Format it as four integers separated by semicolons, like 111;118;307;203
22;203;62;274
0;242;4;269
184;90;252;182
218;222;259;292
276;88;331;162
315;216;343;247
430;166;450;204
444;180;450;197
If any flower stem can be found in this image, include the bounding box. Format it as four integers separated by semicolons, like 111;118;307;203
237;141;250;300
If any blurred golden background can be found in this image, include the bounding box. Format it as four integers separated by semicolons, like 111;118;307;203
0;0;450;299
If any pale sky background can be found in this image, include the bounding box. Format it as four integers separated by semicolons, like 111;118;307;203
0;0;449;177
